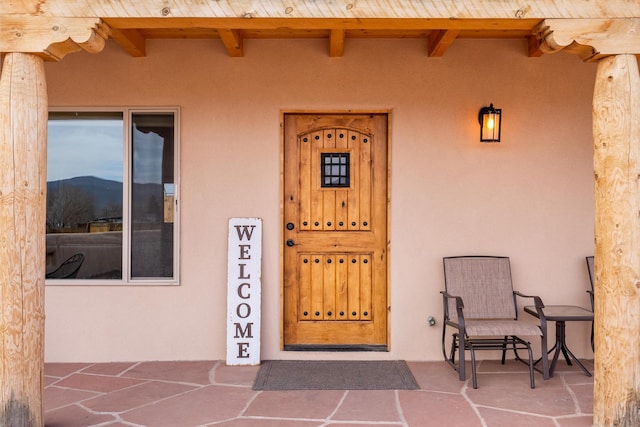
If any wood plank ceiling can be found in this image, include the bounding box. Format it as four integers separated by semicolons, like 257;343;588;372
103;18;545;58
3;1;640;61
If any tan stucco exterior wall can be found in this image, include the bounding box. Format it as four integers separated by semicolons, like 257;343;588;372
43;37;596;362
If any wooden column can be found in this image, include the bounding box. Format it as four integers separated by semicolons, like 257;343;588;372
0;53;48;427
592;53;640;427
0;17;106;426
534;20;640;426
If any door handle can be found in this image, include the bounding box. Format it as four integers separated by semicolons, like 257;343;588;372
286;239;295;247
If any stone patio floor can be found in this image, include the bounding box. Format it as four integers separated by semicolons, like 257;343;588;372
44;359;594;427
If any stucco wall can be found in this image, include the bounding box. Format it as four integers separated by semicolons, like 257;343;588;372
43;37;597;362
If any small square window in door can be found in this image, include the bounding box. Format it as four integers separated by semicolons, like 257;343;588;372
321;153;350;188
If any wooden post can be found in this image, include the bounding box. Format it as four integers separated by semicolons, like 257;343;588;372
0;53;48;427
592;54;640;427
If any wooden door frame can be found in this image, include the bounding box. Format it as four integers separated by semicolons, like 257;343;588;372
279;109;392;350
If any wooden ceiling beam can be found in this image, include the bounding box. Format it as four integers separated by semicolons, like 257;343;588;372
217;28;243;57
427;30;459;57
110;28;146;57
527;35;544;57
329;29;345;57
102;18;541;32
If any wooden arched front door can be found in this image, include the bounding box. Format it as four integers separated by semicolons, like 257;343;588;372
282;113;389;350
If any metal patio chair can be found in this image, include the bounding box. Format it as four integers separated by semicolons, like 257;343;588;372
46;253;85;279
440;256;549;388
586;256;595;351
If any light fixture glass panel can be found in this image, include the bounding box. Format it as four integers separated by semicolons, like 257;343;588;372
479;104;502;142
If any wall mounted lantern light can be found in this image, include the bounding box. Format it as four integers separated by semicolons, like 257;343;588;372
478;103;501;142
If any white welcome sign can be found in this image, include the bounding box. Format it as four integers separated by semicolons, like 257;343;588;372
226;217;262;365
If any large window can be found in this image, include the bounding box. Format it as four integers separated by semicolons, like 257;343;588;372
46;109;179;284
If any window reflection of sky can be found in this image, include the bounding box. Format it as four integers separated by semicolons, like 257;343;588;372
47;118;123;182
48;118;165;185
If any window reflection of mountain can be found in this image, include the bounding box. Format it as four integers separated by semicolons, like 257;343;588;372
46;176;123;233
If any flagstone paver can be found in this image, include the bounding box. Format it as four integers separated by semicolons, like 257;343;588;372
45;403;116;427
82;380;198;412
244;389;346;419
52;373;146;393
121;360;218;385
332;390;399;422
44;359;594;427
120;385;256;427
399;390;484;427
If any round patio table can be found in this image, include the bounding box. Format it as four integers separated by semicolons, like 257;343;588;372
524;304;594;377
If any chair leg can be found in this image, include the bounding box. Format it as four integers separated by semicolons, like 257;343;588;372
526;342;535;389
510;336;525;362
470;344;478;389
449;334;458;363
500;336;508;364
442;327;464;380
442;326;456;364
458;334;466;381
540;334;550;380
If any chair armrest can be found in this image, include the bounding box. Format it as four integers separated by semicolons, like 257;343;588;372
513;291;545;309
587;290;594;310
513;291;546;326
440;291;464;310
440;291;465;328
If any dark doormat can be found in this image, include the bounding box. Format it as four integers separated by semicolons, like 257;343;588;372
253;360;419;390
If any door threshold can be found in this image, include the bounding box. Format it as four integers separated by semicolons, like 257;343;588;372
284;344;388;352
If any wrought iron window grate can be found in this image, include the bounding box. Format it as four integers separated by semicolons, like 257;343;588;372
321;153;350;188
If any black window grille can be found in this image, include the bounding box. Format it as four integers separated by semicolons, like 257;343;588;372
321;153;350;188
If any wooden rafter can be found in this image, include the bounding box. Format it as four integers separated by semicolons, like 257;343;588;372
427;30;460;57
329;29;345;57
217;28;243;57
109;28;146;57
527;35;544;57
